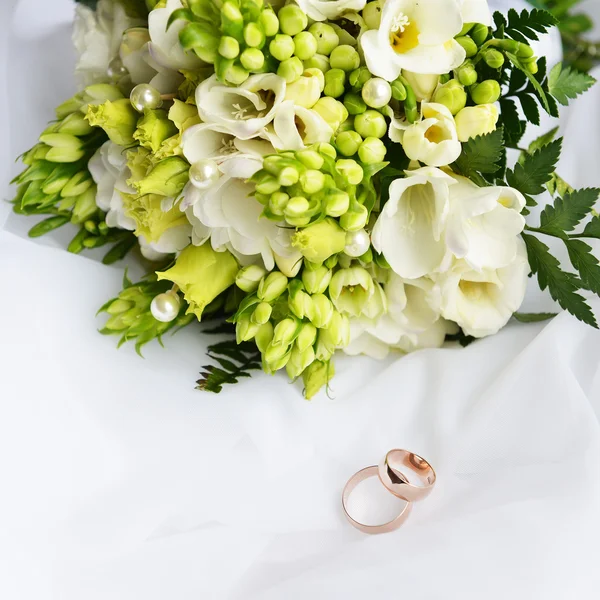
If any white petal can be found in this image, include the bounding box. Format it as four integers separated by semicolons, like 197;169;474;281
413;0;463;45
460;0;492;26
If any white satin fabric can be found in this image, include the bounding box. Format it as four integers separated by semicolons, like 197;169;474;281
1;1;600;598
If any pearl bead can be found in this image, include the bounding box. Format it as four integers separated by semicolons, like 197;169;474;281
362;78;392;109
344;229;370;257
130;84;163;113
106;56;128;81
189;159;220;189
150;292;181;323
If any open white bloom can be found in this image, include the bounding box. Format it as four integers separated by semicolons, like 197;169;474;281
119;28;158;86
360;0;467;79
295;0;367;21
148;0;205;72
460;0;492;26
397;102;462;167
432;239;529;337
73;0;143;87
196;74;287;140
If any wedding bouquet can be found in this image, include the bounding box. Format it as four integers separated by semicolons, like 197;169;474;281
12;0;599;398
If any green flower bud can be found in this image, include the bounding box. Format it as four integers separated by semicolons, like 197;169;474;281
240;48;265;71
358;136;386;164
309;293;334;329
296;149;324;170
470;79;501;105
258;271;289;302
131;156;189;197
302;53;330;73
255;173;281;195
335;130;362;156
514;42;534;59
284;196;310;218
58;112;94;136
275;253;303;277
277;56;304;83
482;48;504;69
455;36;478;58
312;97;348;132
278;166;300;186
244;22;265;48
221;1;244;39
269;191;289;215
293;31;317;60
329;45;360;72
72;187;98;223
432;79;467;115
259;7;279;35
61;171;93;197
134;109;178;152
302;263;332;294
317;142;338;159
38;133;85;163
86;99;139;147
354;109;387;139
470;23;489;46
285;70;322;108
255;321;274;353
363;0;382;29
302;359;334;399
273;317;300;346
237;314;261;343
308;23;339;55
338;117;355;133
343;92;367;116
349;67;372;90
289;286;315;320
286;344;316;380
522;56;538;74
340;203;368;231
455;104;499;142
324;189;350;217
296;322;318;352
336;159;364;185
292;218;346;263
278;4;308;36
157;243;239;321
329;266;374;317
264;339;291;368
236;264;268;292
324;68;346;98
252;302;273;325
219;36;240;59
459;22;475;36
316;312;349;358
300;169;326;194
457;60;478;86
391;79;407;101
401;71;439;102
270;34;295;61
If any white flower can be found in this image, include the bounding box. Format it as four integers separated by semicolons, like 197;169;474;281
360;0;467;79
394;102;461;167
88;141;136;231
196;74;287;140
454;104;499;142
148;0;205;72
295;0;367;21
138;225;191;256
460;0;492;26
72;0;143;87
401;70;439;102
432;238;529;337
119;27;158;86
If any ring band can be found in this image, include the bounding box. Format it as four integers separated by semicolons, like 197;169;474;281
342;465;412;534
378;449;436;502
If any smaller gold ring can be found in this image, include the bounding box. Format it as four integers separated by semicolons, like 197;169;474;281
378;449;436;502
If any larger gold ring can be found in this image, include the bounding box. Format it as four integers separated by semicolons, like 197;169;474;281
378;449;436;502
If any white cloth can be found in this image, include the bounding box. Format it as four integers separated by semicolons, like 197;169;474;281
1;1;600;599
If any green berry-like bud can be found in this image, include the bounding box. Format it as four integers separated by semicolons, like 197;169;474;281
255;173;281;194
324;189;350;217
270;34;295;61
470;79;501;105
354;109;386;139
224;64;250;85
240;47;265;71
343;92;367;115
293;31;317;60
308;22;339;55
391;79;407;101
470;23;489;46
349;67;372;90
515;42;535;59
278;166;300;186
335;130;362;156
284;195;310;218
432;79;467;115
300;169;326;194
278;4;308;36
236;265;268;292
457;60;478;86
522;56;538;74
324;68;346;98
277;56;304;83
258;271;289;302
303;53;330;72
456;36;478;58
363;0;382;29
317;142;337;159
358;136;386;164
329;44;360;71
269;191;290;215
483;48;504;69
336;158;364;185
340;203;368;231
218;36;240;59
244;22;265;48
302;263;332;294
252;302;273;325
296;149;324;169
260;8;279;37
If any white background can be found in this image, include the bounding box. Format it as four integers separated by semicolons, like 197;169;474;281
1;1;600;598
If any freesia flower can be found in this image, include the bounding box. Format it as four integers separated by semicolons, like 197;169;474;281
295;0;368;21
454;104;499;142
401;70;440;102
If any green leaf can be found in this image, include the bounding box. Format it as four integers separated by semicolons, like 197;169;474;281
499;99;526;147
519;93;540;125
527;126;559;154
506;52;554;114
548;63;596;106
522;232;597;327
513;312;557;322
538;188;600;237
499;8;558;43
566;239;600;295
452;127;504;180
102;233;138;265
506;138;562;197
576;216;600;240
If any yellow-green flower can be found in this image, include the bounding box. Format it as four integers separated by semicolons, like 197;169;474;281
292;218;346;263
134;109;178;153
86;98;139;146
129;156;189;197
302;359;334;399
156;243;239;320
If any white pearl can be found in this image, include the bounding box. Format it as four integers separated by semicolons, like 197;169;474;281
189;159;220;189
130;84;163;113
344;229;371;257
362;78;392;109
107;57;128;81
151;292;181;323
